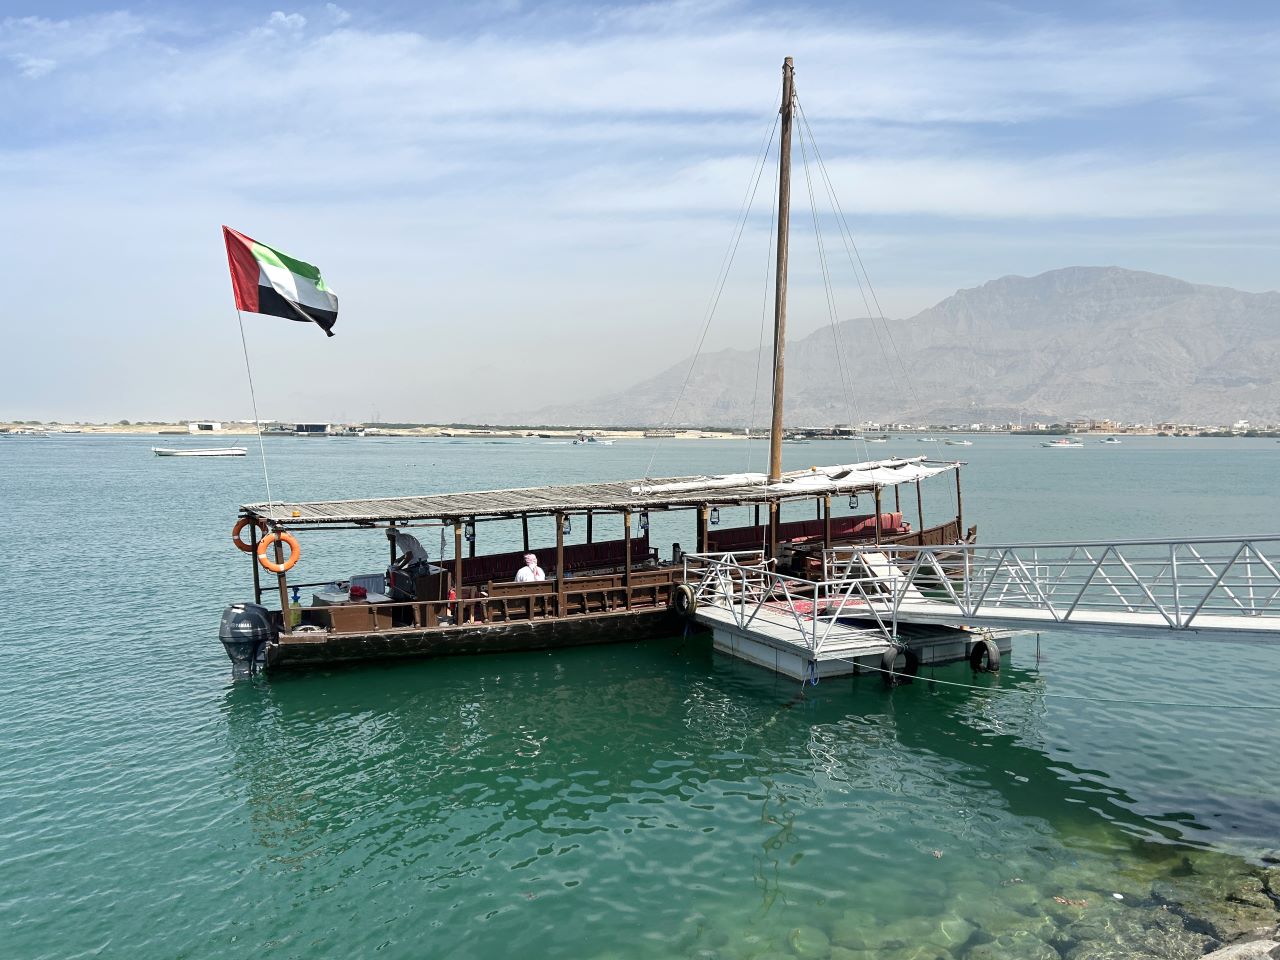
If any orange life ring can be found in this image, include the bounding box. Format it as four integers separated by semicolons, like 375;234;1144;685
257;531;301;573
232;517;268;553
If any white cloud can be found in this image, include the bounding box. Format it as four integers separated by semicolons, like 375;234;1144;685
10;53;55;77
266;11;307;31
1;3;1279;420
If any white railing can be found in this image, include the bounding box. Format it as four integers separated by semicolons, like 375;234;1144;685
681;551;896;655
827;535;1280;636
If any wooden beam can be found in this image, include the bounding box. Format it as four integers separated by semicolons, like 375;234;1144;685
453;520;463;617
696;506;707;554
955;470;964;534
273;528;290;631
874;488;883;544
768;56;795;483
823;494;832;550
916;480;925;532
468;517;476;558
587;510;593;544
250;520;262;605
768;501;779;559
522;514;530;552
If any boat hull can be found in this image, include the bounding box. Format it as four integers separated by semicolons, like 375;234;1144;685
264;606;687;670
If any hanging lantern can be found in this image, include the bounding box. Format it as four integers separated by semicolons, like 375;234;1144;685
639;512;650;532
562;515;572;536
710;507;721;526
848;493;860;509
463;520;476;542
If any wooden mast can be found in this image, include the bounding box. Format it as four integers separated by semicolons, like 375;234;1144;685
768;56;795;483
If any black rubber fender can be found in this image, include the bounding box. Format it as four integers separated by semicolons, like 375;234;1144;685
881;646;920;687
671;583;697;617
969;637;1001;673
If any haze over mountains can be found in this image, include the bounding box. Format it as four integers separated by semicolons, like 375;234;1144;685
525;267;1280;427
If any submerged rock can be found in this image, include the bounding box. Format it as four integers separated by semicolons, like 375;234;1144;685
1199;941;1280;959
786;925;831;960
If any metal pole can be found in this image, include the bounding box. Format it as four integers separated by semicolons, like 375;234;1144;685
768;56;795;483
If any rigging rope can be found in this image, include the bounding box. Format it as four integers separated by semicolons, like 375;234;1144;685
643;105;780;482
235;309;274;507
796;101;923;416
744;134;780;480
794;101;869;465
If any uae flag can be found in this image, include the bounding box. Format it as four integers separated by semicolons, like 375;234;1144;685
223;225;339;337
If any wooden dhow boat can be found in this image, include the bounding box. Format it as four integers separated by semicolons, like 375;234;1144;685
218;58;973;675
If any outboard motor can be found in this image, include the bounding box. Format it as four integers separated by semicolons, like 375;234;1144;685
219;603;276;677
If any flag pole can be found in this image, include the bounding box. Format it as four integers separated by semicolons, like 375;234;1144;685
235;309;275;506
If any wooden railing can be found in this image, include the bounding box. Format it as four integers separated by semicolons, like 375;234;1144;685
288;568;680;636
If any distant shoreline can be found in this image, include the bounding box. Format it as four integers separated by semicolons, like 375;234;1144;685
5;422;1278;440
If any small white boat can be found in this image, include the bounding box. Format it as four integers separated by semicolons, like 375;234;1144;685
865;436;889;443
153;447;247;457
917;437;940;443
945;439;973;446
1041;438;1083;448
1101;437;1121;444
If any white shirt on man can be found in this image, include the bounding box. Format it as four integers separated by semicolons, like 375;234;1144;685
393;529;427;565
516;555;546;582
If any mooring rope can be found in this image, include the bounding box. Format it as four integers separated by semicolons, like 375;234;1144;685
823;654;1280;710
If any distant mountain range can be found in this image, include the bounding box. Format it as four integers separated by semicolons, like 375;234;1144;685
523;267;1280;426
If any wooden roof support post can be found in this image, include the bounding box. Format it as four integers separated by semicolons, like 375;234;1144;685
468;517;476;558
522;514;530;552
768;501;779;559
697;506;708;553
823;494;832;550
874;488;883;544
273;528;290;631
623;509;632;610
587;510;593;545
250;519;263;605
955;470;964;534
555;511;566;617
894;485;901;513
388;522;398;567
916;480;925;533
453;520;463;611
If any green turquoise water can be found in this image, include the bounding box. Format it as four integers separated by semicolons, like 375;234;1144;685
2;434;1278;959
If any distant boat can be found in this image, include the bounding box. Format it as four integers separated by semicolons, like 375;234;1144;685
1101;437;1122;444
865;436;889;443
945;439;973;446
1041;438;1083;448
2;429;50;438
153;447;247;457
917;437;940;443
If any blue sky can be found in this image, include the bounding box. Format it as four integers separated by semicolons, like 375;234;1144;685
2;1;1278;423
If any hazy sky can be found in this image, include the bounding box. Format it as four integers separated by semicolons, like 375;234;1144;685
3;1;1279;423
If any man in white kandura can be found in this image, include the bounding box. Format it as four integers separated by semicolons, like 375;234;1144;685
515;553;546;582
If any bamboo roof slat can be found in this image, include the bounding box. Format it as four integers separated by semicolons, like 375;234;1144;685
242;458;961;525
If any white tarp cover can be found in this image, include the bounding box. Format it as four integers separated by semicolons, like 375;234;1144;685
631;457;958;496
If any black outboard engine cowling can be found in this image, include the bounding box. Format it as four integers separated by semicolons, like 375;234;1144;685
219;603;276;676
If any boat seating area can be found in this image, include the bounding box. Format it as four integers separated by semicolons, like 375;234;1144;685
456;534;656;587
706;513;908;552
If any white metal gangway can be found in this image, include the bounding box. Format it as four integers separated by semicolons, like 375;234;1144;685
683;535;1280;661
825;535;1280;642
